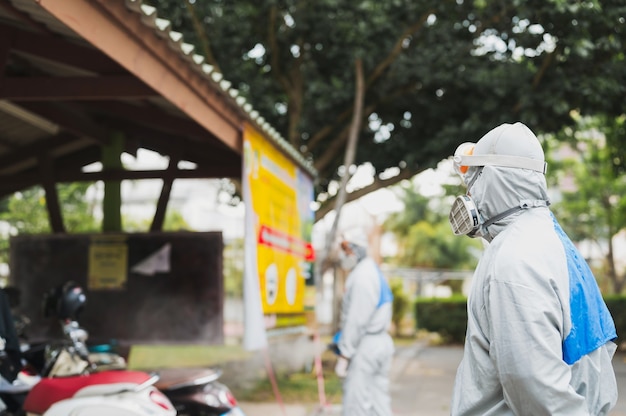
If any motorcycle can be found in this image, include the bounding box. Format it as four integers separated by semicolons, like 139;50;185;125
29;282;246;416
2;369;177;416
0;286;177;416
0;355;177;416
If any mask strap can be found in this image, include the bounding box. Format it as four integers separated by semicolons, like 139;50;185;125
480;199;551;230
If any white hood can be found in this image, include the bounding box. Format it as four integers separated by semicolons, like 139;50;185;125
467;122;550;240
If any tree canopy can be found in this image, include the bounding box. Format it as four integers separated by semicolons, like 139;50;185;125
145;0;626;220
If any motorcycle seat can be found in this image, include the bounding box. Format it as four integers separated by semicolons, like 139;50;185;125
155;367;221;390
23;370;154;414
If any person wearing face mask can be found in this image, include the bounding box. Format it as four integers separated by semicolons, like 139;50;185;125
449;122;618;416
333;228;394;416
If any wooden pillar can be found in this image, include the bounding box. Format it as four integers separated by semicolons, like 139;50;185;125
102;132;124;232
38;154;65;233
150;156;177;232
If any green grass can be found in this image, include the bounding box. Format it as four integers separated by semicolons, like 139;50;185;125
230;334;421;404
127;344;253;370
236;369;343;403
235;350;344;404
127;341;343;404
126;334;419;405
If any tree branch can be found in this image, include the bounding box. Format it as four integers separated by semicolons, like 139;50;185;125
287;37;305;146
268;6;305;145
307;14;432;151
531;48;556;89
366;10;434;88
315;166;421;221
313;103;376;173
268;5;291;92
185;1;220;72
311;78;420;171
312;79;422;172
306;107;353;151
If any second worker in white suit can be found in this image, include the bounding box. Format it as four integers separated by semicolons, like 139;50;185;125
335;229;394;416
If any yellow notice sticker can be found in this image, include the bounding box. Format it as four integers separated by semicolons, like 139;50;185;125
88;235;128;290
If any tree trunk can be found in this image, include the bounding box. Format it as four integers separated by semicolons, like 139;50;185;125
314;58;365;331
323;58;364;254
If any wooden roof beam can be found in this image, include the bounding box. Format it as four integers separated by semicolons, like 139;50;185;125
37;0;243;154
18;102;110;144
1;76;157;101
68;166;241;181
0;26;12;75
0;146;101;198
100;114;240;162
0;132;88;175
0;164;241;193
2;23;123;73
85;101;213;142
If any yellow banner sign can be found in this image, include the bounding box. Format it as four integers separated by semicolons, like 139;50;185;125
243;125;315;318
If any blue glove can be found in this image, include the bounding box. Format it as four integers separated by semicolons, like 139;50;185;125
328;331;342;356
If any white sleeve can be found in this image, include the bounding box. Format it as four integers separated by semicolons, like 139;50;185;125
338;262;379;359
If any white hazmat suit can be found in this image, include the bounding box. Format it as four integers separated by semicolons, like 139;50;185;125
450;122;618;416
336;231;394;416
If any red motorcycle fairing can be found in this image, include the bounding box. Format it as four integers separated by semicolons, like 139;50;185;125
23;370;155;414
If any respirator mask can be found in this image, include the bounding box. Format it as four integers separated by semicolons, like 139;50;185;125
449;140;549;239
338;240;367;271
449;194;480;237
339;250;359;270
449;193;549;239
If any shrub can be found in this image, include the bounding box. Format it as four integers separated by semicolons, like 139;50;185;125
390;278;411;336
416;295;626;347
604;296;626;347
415;296;467;344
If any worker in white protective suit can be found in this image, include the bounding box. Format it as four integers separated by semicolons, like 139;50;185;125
334;228;394;416
448;122;618;416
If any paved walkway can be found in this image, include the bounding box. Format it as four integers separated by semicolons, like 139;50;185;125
238;340;448;416
238;402;321;416
239;341;626;416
